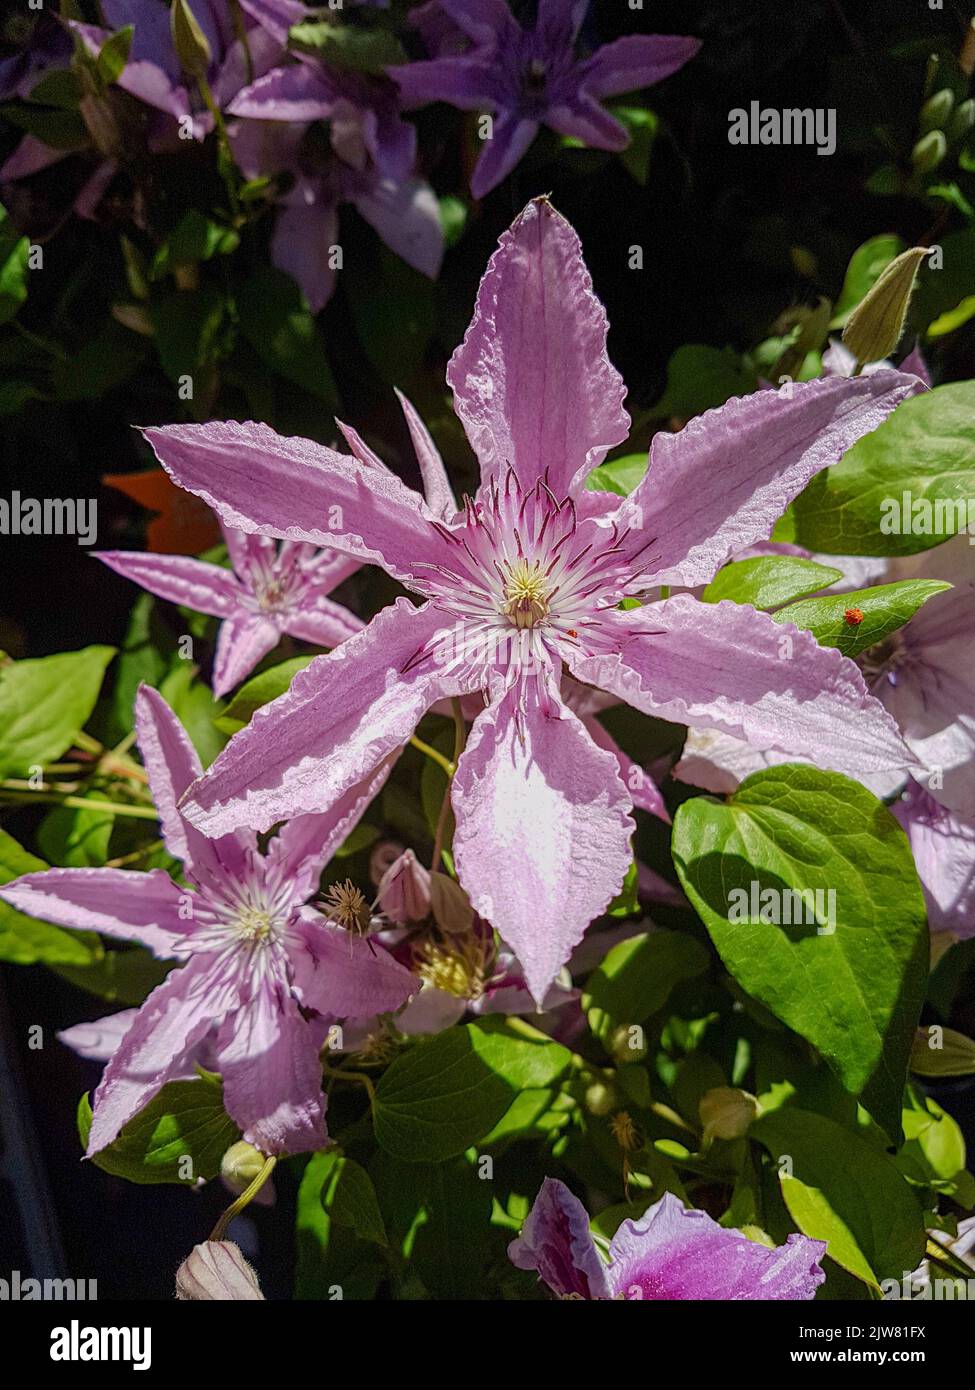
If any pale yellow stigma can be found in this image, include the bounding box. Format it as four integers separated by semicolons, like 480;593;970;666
255;578;286;613
502;558;550;629
415;936;489;1000
323;879;372;936
234;906;276;942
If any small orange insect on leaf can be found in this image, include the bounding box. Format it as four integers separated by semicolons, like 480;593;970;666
844;607;864;626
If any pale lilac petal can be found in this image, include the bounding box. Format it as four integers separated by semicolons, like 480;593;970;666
577;34;702;100
212;613;281;697
617;372;923;589
134;684;250;888
180;600;461;837
451;684;634;1004
674;727;783;794
58;1010;139;1063
899;345;931;387
607;1191;826;1300
289;915;418;1017
281;598;364;650
94;550;244;619
0;868;186;959
354;176;444;280
215;981;327;1155
571;598;915;776
228;65;340;122
894;785;975;939
582;714;669;822
394;984;467;1035
87;956;239;1153
238;0;305;45
220;521;265;577
447;198;629;494
144;421;455;589
508;1177;613;1299
394;389;458;519
390;56;510;110
469;113;539;198
271;195;339;314
1;134;68;180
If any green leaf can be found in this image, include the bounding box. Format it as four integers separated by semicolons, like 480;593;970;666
52;944;171;1005
0;205;31;326
780;382;975;555
894;1089;968;1191
702;556;843;609
752;1106;925;1287
774;578;952;658
0;829;102;966
653;345;758;420
158;664;227;766
830;234;906;328
151;282;227;386
612;105;660;185
318;1151;387;1246
28;69;82;109
582;929;709;1046
585;452;648;497
149;210;240;280
77;1074;239;1184
0;104;87;149
288;20;407;72
295;1152;385;1300
237;266;339;405
38;796;113;867
373;1020;570;1162
96;26;133;86
0;645;115;776
438;195;468;249
673;768;928;1141
214;656;315;734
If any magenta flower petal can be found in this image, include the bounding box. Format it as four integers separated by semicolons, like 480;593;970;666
212;613;281;698
451;685;634;1004
289;916;418;1018
447;199;629;493
615;372;924;589
180;600;459;838
607;1191;826;1300
215;981;327;1155
0;867;187;959
228;64;341;122
144;421;455;588
94;549;243;618
571;598;915;775
395;388;458;519
281;597;365;650
507;1177;613;1299
87;955;239;1154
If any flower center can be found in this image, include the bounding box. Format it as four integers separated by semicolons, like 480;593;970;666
322;879;372;936
501;557;551;628
255;577;287;613
233;905;277;942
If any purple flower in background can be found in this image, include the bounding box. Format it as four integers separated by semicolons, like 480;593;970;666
391;0;700;196
228;60;442;310
144;198;918;1002
893;781;975;939
0;685;416;1155
96;521;363;696
822;338;931;387
509;1178;826;1299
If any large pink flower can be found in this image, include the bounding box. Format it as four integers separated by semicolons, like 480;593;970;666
145;198;919;1002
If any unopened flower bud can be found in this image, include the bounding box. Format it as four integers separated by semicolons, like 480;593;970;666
699;1086;759;1143
608;1024;648;1064
376;849;431;924
948;98;975;144
220;1140;265;1192
428;871;473;935
369;837;405;888
911;129;947;175
584;1081;618;1116
171;0;212;81
841;245;930;366
910;1025;975;1077
918;87;954;135
175;1241;264;1300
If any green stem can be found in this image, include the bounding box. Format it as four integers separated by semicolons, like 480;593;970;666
0;790;158;820
430;698;467;871
209;1156;277;1242
409;736;454;778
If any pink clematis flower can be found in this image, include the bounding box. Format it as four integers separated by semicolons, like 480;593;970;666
0;685;417;1156
95;522;363;697
509;1178;826;1300
144;198;919;1002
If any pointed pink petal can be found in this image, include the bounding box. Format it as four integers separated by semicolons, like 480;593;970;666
570;597;916;776
212;613;281;697
215;981;327;1155
451;684;634;1004
354;177;445;280
94;550;243;618
618;372;923;589
447;198;629;493
143;421;454;589
893;784;975;939
582;714;669;822
227;65;339;121
508;1177;613;1299
578;34;702;100
87;955;239;1154
289;916;418;1018
281;598;364;651
0;867;186;959
394;388;458;520
608;1191;825;1300
134;684;250;888
180;600;461;838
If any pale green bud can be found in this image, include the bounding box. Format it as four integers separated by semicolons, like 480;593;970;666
841;245;930;366
910;1025;975;1077
911;129;947;174
220;1139;266;1191
171;0;212;81
919;87;954;135
699;1086;759;1143
948;98;975;144
584;1081;619;1117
